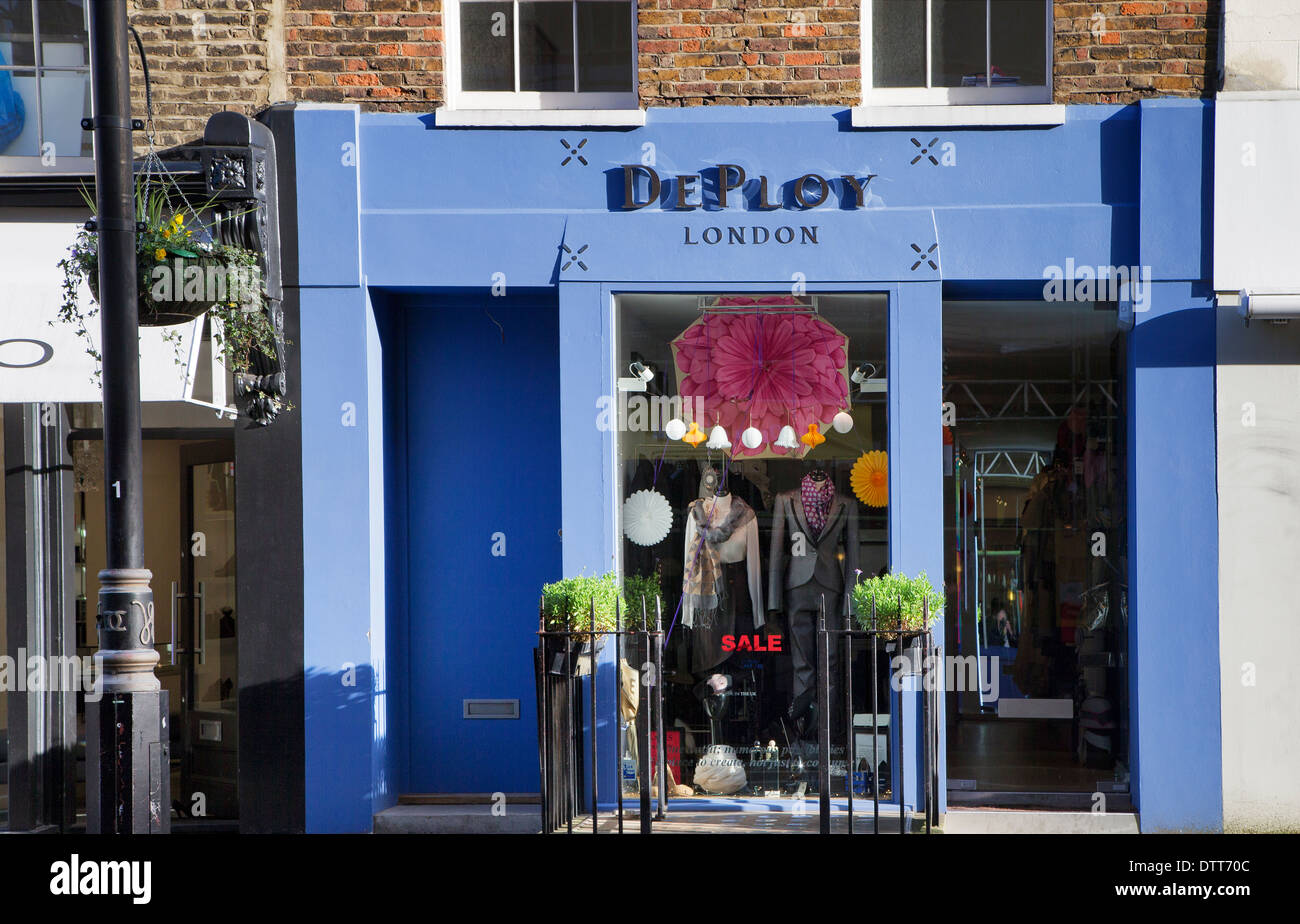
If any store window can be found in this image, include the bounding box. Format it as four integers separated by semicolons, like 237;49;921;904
942;300;1129;797
615;293;889;800
0;0;93;171
444;0;637;110
865;0;1050;105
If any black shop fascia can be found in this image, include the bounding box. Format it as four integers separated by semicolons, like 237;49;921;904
622;164;876;246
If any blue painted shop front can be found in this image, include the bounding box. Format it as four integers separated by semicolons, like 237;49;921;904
291;100;1220;833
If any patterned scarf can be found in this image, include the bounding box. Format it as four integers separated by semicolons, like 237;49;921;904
801;473;834;536
682;495;756;616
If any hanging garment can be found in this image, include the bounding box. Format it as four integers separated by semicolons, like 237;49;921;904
689;559;756;673
681;493;764;630
767;489;859;616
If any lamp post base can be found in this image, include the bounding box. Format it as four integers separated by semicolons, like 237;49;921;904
86;690;171;834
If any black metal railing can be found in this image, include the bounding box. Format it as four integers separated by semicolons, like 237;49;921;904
815;594;940;834
535;595;939;835
535;598;667;834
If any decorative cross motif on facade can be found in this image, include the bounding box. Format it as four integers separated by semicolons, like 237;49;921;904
561;243;589;271
909;137;940;166
560;138;589;167
910;242;939;271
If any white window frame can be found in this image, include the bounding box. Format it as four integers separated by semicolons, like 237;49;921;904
444;0;638;112
861;0;1053;107
0;0;94;174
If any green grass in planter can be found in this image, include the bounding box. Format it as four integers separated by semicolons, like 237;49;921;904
541;573;626;633
851;570;943;632
622;572;661;631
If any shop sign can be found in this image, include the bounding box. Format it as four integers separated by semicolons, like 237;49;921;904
622;164;876;211
0;222;204;404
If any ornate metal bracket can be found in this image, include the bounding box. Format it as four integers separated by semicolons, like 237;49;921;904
200;112;287;426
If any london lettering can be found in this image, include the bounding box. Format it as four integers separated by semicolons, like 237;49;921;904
623;164;875;211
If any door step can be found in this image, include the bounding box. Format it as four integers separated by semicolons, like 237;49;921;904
374;803;542;834
943;809;1139;834
397;792;540;805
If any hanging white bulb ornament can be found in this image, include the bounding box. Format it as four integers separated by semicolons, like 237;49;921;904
775;425;799;450
706;425;732;450
740;426;764;450
664;418;687;441
832;411;854;434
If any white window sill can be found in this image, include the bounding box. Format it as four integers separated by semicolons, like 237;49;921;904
434;108;646;128
851;104;1066;128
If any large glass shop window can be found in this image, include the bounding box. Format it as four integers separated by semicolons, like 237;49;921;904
615;293;888;799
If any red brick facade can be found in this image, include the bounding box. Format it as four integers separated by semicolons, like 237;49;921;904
126;0;1218;149
1053;1;1218;104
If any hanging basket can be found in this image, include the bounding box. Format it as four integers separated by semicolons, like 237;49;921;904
86;251;249;328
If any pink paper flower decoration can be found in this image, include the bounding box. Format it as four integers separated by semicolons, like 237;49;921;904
671;309;849;458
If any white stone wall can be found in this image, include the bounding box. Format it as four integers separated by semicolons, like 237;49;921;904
1216;315;1300;832
1224;0;1300;91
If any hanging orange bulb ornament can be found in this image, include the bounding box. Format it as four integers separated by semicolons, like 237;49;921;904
682;421;707;448
801;423;825;449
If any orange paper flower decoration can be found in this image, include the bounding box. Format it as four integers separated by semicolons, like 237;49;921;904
852;451;889;507
801;423;825;449
682;421;707;448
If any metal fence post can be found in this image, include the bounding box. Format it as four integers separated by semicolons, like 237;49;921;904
589;598;598;834
654;597;667;821
897;593;906;835
921;599;930;835
845;616;854;835
565;608;574;834
817;596;831;835
638;598;651;834
539;601;550;834
615;598;624;834
871;592;880;835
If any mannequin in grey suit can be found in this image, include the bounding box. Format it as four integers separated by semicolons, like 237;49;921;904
768;473;860;737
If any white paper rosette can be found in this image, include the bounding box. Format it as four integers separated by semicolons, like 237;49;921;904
623;489;673;547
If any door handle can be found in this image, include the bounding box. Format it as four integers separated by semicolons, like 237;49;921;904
196;581;207;666
169;581;180;666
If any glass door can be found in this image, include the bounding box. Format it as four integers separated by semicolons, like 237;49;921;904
943;301;1130;800
179;443;238;819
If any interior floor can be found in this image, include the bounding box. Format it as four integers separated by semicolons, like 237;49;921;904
948;716;1118;793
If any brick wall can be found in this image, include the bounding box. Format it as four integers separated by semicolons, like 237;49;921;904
124;0;1220;149
1053;0;1220;103
638;0;860;106
128;0;280;151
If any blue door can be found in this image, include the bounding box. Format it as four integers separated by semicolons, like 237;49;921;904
402;294;562;793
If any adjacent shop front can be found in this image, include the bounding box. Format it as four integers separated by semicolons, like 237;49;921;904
290;99;1222;833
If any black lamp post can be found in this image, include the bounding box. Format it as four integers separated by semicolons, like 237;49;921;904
85;0;169;834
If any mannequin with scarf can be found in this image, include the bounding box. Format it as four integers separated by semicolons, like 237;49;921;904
681;466;764;675
768;468;859;739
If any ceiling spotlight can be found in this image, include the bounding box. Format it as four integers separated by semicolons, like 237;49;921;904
618;360;655;392
852;362;886;394
850;362;876;385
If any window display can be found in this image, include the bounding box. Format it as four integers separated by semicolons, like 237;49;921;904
616;293;889;800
